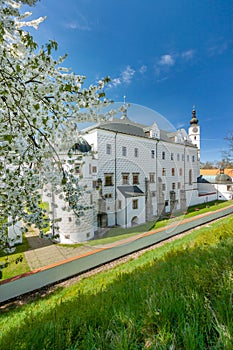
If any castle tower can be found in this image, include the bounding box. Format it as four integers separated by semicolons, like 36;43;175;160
188;107;200;159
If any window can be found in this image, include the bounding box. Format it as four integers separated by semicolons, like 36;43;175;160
132;199;138;210
189;169;192;185
177;153;180;161
162;151;165;160
149;172;155;183
93;180;97;189
187;155;190;162
165;200;169;207
118;200;122;209
172;182;176;190
106;143;111;155
162;183;166;191
122;146;127;156
162;168;166;176
133;173;139;184
192;155;195;162
179;168;182;176
171;153;174;160
68;217;72;222
194;136;196;140
134;148;139;157
92;166;97;173
90;194;93;204
178;182;181;189
151;150;155;159
172;168;175;176
104;193;112;199
182;154;185;161
227;185;232;191
122;173;129;185
151;191;156;197
104;173;113;186
89;164;92;174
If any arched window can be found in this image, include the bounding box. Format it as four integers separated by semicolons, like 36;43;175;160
189;169;192;185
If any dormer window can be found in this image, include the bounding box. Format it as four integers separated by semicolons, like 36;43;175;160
150;130;157;139
149;122;160;139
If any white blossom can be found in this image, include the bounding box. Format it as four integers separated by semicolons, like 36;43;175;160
0;0;110;251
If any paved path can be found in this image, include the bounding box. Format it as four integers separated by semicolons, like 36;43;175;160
24;205;233;271
24;229;95;270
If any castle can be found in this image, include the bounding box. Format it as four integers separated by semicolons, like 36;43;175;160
42;105;232;243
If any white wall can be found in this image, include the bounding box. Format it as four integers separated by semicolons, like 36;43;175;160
83;127;200;225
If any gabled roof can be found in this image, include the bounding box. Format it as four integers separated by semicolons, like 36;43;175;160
98;120;146;138
117;186;144;198
81;116;195;146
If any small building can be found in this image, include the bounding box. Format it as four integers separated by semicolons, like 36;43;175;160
198;168;233;201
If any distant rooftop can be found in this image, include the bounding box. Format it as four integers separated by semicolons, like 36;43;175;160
200;169;233;177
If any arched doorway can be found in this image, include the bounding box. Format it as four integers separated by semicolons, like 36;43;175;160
131;216;138;227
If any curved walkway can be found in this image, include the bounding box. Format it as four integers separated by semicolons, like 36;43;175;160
25;229;96;270
24;205;233;271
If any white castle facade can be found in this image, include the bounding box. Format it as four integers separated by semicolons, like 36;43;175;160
43;106;232;243
43;107;201;243
6;106;232;247
82;108;200;228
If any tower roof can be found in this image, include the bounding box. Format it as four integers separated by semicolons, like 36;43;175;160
190;108;199;125
215;168;232;184
71;137;91;153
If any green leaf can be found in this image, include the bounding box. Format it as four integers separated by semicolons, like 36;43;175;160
61;176;67;185
33;104;40;111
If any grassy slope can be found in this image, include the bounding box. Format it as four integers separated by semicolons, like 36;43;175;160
88;200;233;246
0;201;232;279
0;214;232;349
0;235;30;279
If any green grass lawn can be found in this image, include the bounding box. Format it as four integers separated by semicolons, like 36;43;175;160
89;200;233;246
0;213;232;349
0;235;30;280
0;200;232;279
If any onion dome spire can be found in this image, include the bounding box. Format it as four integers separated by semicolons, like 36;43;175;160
190;106;199;125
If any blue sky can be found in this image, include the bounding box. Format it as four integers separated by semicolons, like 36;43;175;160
25;0;233;162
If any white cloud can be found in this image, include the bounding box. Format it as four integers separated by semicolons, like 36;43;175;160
158;54;175;66
154;53;175;78
156;76;169;83
111;78;121;87
154;49;196;79
108;65;135;88
65;13;91;31
181;49;195;60
139;65;147;74
207;41;230;56
121;65;135;84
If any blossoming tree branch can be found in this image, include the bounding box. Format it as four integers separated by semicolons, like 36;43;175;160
0;0;110;251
